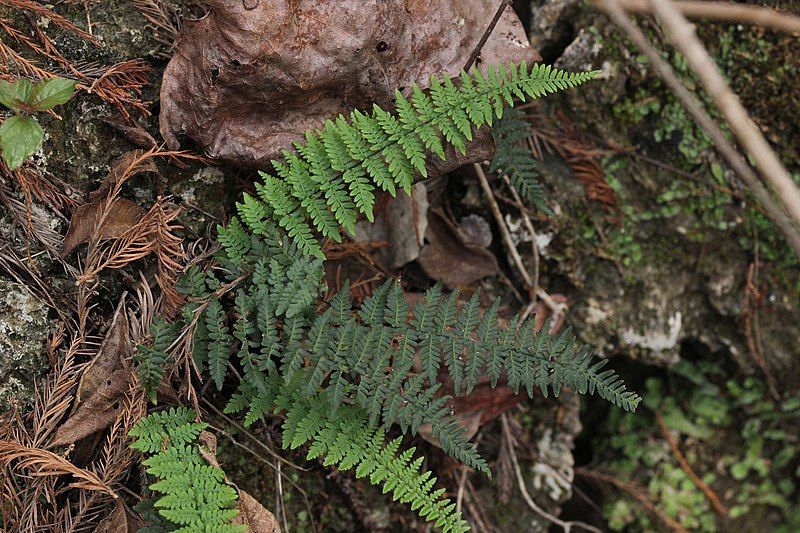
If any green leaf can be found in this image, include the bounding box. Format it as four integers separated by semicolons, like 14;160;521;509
0;79;34;111
27;77;77;111
0;115;44;170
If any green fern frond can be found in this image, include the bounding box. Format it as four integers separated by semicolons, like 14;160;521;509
248;62;597;257
490;107;552;214
129;407;244;532
281;389;470;533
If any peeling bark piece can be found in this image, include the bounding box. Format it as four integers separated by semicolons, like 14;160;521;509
417;208;499;288
159;0;538;168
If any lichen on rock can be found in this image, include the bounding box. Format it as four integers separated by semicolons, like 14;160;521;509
0;279;52;409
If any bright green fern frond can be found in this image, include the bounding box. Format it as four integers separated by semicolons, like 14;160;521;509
129;408;244;532
243;62;597;256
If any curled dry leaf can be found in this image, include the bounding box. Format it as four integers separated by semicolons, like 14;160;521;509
233;490;282;533
60;198;145;258
51;369;133;447
51;301;136;446
159;0;538;167
353;182;429;270
75;300;131;404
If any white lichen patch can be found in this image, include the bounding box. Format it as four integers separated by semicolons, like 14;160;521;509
621;311;683;353
0;280;52;408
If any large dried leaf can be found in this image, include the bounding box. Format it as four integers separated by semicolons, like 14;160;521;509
159;0;538;167
60;198;145;257
60;150;159;257
51;369;133;446
233;490;281;533
76;301;131;404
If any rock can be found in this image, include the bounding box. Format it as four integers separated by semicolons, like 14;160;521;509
0;279;52;409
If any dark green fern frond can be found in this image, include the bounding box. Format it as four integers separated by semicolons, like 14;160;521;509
129;407;244;532
490;107;551;214
250;62;597;257
280;387;470;533
133;317;180;404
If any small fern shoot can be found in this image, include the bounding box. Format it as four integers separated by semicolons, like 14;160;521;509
129;407;244;533
241;62;598;257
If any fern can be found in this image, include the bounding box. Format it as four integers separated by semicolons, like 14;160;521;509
129;407;244;533
134;317;179;404
130;62;638;532
244;62;597;257
490;107;552;214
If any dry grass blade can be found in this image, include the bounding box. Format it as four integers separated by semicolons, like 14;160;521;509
0;442;117;497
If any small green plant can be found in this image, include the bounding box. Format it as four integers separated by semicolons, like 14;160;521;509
594;361;800;532
0;77;76;169
129;407;244;532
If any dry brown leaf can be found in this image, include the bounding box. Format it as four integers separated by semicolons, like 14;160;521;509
417;208;499;288
76;301;132;404
96;499;143;533
159;0;538;167
60;198;145;258
51;369;134;446
233;490;281;533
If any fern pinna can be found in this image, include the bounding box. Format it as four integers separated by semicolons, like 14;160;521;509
129;407;243;533
241;62;598;258
490;107;552;214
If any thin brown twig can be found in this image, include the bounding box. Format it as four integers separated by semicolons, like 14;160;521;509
474;164;567;318
607;0;800;34
592;0;800;258
654;412;729;516
464;0;513;71
500;414;602;533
